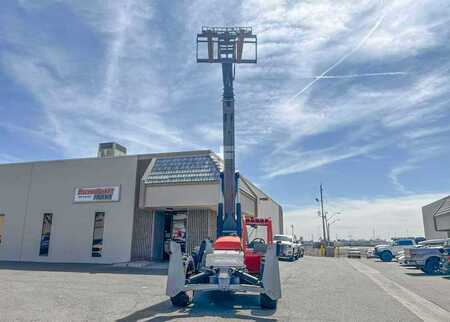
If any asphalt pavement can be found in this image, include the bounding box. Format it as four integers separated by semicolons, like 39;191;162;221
0;257;449;321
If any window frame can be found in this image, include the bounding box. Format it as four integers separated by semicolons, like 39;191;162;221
39;213;53;256
91;211;106;258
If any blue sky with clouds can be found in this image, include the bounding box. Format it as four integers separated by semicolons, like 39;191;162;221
1;0;449;239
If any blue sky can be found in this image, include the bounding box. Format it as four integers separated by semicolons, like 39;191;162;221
1;0;449;239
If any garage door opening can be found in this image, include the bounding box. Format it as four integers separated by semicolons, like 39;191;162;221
163;211;187;260
0;214;4;245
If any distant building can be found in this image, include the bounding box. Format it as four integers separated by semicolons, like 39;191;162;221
422;196;450;239
0;144;283;264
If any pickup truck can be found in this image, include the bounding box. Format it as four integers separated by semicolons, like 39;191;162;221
374;238;417;262
274;234;301;261
403;239;450;274
440;248;450;275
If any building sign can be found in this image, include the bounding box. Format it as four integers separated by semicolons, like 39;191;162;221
74;186;120;203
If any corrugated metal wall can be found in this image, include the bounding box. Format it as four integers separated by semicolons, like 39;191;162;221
130;209;154;260
152;211;165;260
131;158;153;261
208;210;217;241
186;209;211;254
240;191;256;216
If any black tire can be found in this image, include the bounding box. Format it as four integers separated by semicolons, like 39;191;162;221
289;255;295;262
260;293;277;309
423;257;441;275
170;291;191;307
380;251;393;262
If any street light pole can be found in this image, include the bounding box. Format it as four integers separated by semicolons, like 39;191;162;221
327;218;340;243
320;184;327;243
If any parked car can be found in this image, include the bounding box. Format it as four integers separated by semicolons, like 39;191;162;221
398;239;444;265
374;238;417;262
274;234;300;261
347;248;362;258
402;239;450;274
294;240;304;258
366;247;377;258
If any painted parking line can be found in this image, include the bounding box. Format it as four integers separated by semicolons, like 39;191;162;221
347;259;450;322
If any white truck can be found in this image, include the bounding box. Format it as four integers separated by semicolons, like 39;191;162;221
373;238;417;262
274;234;301;261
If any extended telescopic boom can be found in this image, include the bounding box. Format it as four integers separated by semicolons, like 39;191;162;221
196;27;257;236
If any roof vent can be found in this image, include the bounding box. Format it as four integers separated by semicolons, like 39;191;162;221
97;142;127;158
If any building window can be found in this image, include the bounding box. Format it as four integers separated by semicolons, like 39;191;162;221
39;213;53;256
92;212;105;257
0;214;5;245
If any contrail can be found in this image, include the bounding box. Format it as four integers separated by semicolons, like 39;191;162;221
287;1;386;103
300;72;408;79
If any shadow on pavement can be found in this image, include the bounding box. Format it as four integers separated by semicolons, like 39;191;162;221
405;272;442;277
0;261;167;276
117;291;277;322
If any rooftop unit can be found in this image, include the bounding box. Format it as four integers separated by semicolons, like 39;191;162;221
97;142;127;158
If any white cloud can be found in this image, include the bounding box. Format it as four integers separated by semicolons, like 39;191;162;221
284;193;449;240
231;0;450;177
265;141;385;177
361;0;449;58
0;153;22;164
1;0;199;158
404;126;450;140
2;0;449;191
388;144;446;194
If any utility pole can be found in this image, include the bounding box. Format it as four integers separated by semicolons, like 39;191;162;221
291;224;294;237
320;184;327;243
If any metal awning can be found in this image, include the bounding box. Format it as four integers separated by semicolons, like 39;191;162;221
434;197;450;231
143;154;222;185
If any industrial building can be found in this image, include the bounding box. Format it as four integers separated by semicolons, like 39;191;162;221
0;143;283;264
422;196;450;240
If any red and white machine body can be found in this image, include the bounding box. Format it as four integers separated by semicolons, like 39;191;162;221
166;217;281;308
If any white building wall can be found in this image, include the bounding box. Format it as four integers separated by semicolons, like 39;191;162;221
0;152;283;264
0;157;138;264
258;199;282;235
240;176;283;235
0;164;33;260
144;183;219;209
422;198;449;240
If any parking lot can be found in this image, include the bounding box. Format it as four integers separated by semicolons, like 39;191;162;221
1;257;450;321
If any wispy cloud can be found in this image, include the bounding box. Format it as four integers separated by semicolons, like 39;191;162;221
226;0;450;180
299;72;408;79
389;143;447;194
1;1;199;158
1;0;449;224
0;153;22;164
286;0;386;103
265;141;385;178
